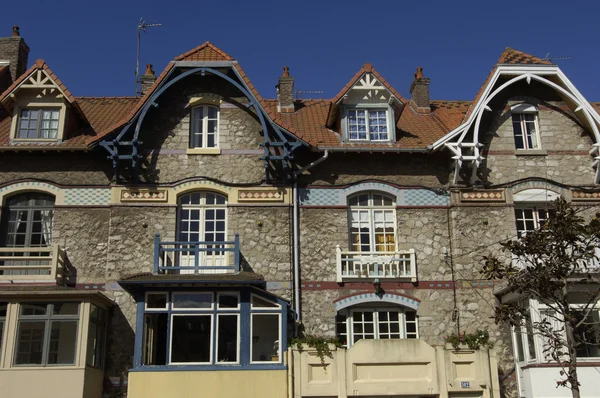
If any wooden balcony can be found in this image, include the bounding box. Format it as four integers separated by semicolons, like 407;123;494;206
153;233;240;275
336;246;416;282
0;245;65;284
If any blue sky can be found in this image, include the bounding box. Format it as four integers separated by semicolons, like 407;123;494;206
2;0;598;101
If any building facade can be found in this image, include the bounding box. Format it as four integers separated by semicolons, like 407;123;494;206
0;26;598;398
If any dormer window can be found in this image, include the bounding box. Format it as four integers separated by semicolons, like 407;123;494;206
17;108;60;140
348;109;389;141
511;104;540;150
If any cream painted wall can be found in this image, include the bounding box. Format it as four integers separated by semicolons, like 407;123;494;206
128;369;288;398
0;368;86;398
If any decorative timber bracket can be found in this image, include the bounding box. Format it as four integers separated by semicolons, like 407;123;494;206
100;65;305;183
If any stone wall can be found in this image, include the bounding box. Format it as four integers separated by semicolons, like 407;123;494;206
138;76;265;184
0;152;112;185
480;100;595;186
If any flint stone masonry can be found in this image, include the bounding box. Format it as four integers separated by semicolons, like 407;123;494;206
228;206;293;284
0;153;112;185
480;100;595;185
301;153;451;187
138;78;265;184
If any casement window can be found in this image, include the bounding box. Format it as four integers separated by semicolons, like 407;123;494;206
141;291;283;367
86;304;107;368
1;194;55;276
511;104;541;150
512;301;538;363
514;206;553;236
336;307;418;347
347;109;389;141
349;192;396;252
190;105;219;148
176;192;227;271
17;109;61;140
14;302;79;366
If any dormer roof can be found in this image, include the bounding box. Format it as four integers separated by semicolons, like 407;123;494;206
174;41;234;62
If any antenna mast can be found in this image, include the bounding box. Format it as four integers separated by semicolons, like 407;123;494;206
543;52;572;62
136;18;162;95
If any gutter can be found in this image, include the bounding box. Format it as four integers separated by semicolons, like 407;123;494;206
292;150;329;322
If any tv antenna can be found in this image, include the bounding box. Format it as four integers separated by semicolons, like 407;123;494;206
295;89;324;99
135;18;162;95
543;52;571;63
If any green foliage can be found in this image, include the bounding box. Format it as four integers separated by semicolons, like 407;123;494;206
443;329;493;350
289;335;342;363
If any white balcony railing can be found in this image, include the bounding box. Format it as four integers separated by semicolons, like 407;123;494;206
0;245;65;283
512;246;600;272
336;245;417;282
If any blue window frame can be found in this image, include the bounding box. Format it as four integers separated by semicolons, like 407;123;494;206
132;288;288;371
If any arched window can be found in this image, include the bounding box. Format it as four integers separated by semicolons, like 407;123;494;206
2;193;55;248
348;192;396;252
190;105;219;148
336;305;418;347
176;192;227;270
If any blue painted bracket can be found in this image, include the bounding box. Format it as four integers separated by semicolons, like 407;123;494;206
100;65;306;182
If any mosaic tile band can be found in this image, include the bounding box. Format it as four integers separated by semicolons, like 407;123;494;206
300;182;450;207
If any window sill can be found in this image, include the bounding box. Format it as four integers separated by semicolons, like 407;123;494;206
187;148;222;155
11;138;61;143
514;149;547;156
129;363;286;372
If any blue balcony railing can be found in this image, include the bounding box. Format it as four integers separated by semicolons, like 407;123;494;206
153;233;240;275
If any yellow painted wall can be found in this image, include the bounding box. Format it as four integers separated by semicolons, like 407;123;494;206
0;368;86;398
128;370;288;398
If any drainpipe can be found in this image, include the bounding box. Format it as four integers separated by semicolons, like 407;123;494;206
292;150;329;322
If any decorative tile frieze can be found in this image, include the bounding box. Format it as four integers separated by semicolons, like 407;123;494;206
238;189;284;202
571;190;600;201
63;188;111;206
460;190;505;202
299;182;450;207
120;189;168;202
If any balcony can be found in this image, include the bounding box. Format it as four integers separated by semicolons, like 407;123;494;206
336;246;416;282
0;245;65;284
153;233;240;275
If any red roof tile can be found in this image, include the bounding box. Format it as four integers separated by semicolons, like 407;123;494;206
497;47;553;65
174;42;234;62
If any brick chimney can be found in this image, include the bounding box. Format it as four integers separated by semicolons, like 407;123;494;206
276;66;294;113
140;64;156;95
409;67;430;114
0;26;30;83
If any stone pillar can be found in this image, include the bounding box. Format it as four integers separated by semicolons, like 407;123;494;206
277;66;294;113
0;26;30;84
140;64;156;95
409;67;430;114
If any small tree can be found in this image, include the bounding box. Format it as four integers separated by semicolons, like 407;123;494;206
482;199;600;398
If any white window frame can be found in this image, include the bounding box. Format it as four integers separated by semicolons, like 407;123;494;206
190;105;220;149
348;192;397;253
514;204;554;237
16;108;61;140
168;313;214;365
144;292;169;311
337;307;418;348
511;104;541;150
347;108;390;142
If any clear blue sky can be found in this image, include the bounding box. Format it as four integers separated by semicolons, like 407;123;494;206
2;0;598;101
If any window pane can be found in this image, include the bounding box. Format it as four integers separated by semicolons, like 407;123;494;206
20;303;48;316
0;303;6;357
173;293;212;309
143;313;167;366
251;295;279;308
53;302;79;316
218;293;239;309
217;315;238;363
574;310;600;358
15;321;45;365
171;315;212;363
252;314;280;362
147;293;168;309
47;320;78;364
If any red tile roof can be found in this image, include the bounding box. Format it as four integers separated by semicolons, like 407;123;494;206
174;41;234;62
497;47;553;65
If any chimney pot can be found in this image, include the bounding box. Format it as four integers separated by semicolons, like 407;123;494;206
145;64;155;77
409;67;430;113
11;26;19;37
277;66;294;113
